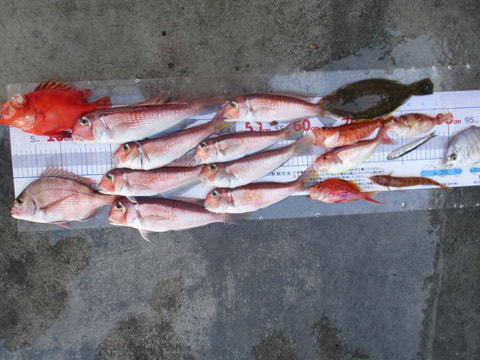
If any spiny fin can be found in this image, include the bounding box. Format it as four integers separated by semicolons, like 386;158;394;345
40;167;98;187
132;90;171;106
139;229;152;242
52;221;71;229
35;79;79;92
362;191;383;204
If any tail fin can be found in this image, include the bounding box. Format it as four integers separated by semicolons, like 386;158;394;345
93;96;112;109
362;191;383;204
410;78;434;95
291;133;314;155
282;121;306;139
294;165;319;191
191;96;226;113
378;126;396;145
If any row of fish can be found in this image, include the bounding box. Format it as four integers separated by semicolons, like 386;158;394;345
4;77;478;239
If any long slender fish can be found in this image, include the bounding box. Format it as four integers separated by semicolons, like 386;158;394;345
111;109;227;170
203;166;316;213
369;174;449;189
387;132;436;160
444;126;480;168
194;121;300;164
97;166;203;197
318;78;434;119
199;134;314;188
222;93;322;130
108;197;238;241
72;96;222;144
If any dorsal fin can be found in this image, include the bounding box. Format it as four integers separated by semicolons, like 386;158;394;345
35;79;78;92
39;167;97;187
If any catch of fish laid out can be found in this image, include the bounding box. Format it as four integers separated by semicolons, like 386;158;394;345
3;76;480;239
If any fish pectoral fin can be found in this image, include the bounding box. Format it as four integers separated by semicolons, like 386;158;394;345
39;195;72;215
52;221;71;229
138;229;153;242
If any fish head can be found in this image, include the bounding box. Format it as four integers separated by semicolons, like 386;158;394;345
71;113;105;142
444;145;463;168
11;190;38;222
98;169;126;194
313;153;342;173
0;94;36;129
223;97;248;120
308;182;330;201
199;163;229;187
312;127;339;148
111;142;142;168
108;197;136;226
203;188;231;212
194;139;216;164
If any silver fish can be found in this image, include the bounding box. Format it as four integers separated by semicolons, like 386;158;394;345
387;132;436;160
444;126;480;168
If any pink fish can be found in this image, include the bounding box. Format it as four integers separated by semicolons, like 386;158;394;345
204;167;316;213
108;197;238;240
385;112;453;137
72;96;223;144
11;168;115;227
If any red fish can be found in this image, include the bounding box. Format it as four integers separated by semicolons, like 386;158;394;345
369;174;449;189
0;80;111;136
312;118;385;148
385;112;453;137
309;178;382;204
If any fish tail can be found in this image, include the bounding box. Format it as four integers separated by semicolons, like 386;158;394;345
282;121;305;139
292;133;315;155
379;126;396;145
295;165;319;191
362;191;383;204
191;96;226;113
411;78;434;95
93;96;112;109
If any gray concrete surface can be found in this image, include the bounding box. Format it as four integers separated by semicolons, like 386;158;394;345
0;1;479;359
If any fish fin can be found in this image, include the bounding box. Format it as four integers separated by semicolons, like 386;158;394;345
138;229;153;242
190;96;226;114
295;166;319;190
362;191;383;204
39;167;98;187
379;126;397;145
160;179;202;199
169;94;191;104
52;221;72;229
410;78;434;95
35;79;78;92
165;195;205;206
167;150;198;167
282;121;304;139
292;133;315;155
132;90;171;105
93;96;112;109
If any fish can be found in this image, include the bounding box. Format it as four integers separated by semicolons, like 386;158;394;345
369;174;449;189
71;96;223;144
0;80;111;136
317;78;434;119
10;167;115;227
222;93;322;130
444;126;480;168
97;166;203;197
314;127;395;174
108;196;238;240
111;109;228;170
308;178;382;204
387;132;436;160
193;121;300;164
203;166;317;213
199;134;314;188
312;118;384;148
385;112;453;137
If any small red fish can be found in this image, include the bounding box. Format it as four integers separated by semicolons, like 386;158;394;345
309;178;382;204
312;118;385;148
0;80;111;136
369;174;449;189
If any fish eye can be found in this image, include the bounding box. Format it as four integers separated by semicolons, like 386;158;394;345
79;117;90;126
321;127;327;130
211;190;218;198
12;94;27;108
228;101;237;108
450;153;458;161
322;155;328;160
199;141;207;149
105;173;113;181
121;143;130;151
114;202;124;211
15;196;24;206
316;185;321;190
209;164;217;172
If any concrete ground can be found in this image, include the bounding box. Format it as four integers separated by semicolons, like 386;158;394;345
0;1;479;359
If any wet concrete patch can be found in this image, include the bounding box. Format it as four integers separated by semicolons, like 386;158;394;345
95;276;194;359
251;330;297;360
313;314;369;360
0;235;93;351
